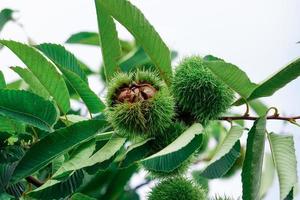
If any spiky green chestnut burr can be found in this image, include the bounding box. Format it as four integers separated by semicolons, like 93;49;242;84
148;176;207;200
106;70;175;138
172;56;234;125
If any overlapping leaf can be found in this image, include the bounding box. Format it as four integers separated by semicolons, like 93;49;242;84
205;60;257;98
29;170;84;200
141;123;203;172
202;126;244;178
95;1;122;81
36;43;105;113
242;117;266;200
53;136;126;178
52;139;96;179
119;47;152;72
11;67;50;99
268;133;297;200
6;80;22;90
248;58;300;101
36;43;87;82
11;120;109;182
97;0;172;84
0;40;70;113
0;90;59;132
119;138;153;168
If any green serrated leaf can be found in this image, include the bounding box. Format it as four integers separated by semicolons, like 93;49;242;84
141;123;203;172
0;40;70;113
0;164;14;189
248;58;300;101
202;126;244;178
205;61;257;98
29;170;84;200
95;1;122;81
36;43;87;82
53;136;125;177
11;120;109;182
52;139;96;179
97;0;172;84
0;90;59;132
268;133;297;200
36;43;105;113
242;117;266;200
11;67;50;99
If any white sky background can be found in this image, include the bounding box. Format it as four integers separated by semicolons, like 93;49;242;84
0;0;300;199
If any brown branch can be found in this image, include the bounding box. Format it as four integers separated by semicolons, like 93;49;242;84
25;176;44;187
219;115;300;121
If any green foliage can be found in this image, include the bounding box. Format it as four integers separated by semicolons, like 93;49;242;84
172;56;234;125
0;90;59;131
95;1;122;81
29;170;84;199
96;0;172;84
141;123;203;173
11;66;51;99
119;138;153;168
106;70;175;137
0;40;70;113
11;120;109;182
0;71;6;89
149;121;187;152
0;115;25;133
148;176;207;200
248;58;300;101
0;8;14;32
268;133;297;200
71;193;97;200
36;43;105;113
242;117;266;200
205;59;257;99
53;135;126;178
66;32;100;46
260;154;275;198
202;126;244;178
1;2;299;200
